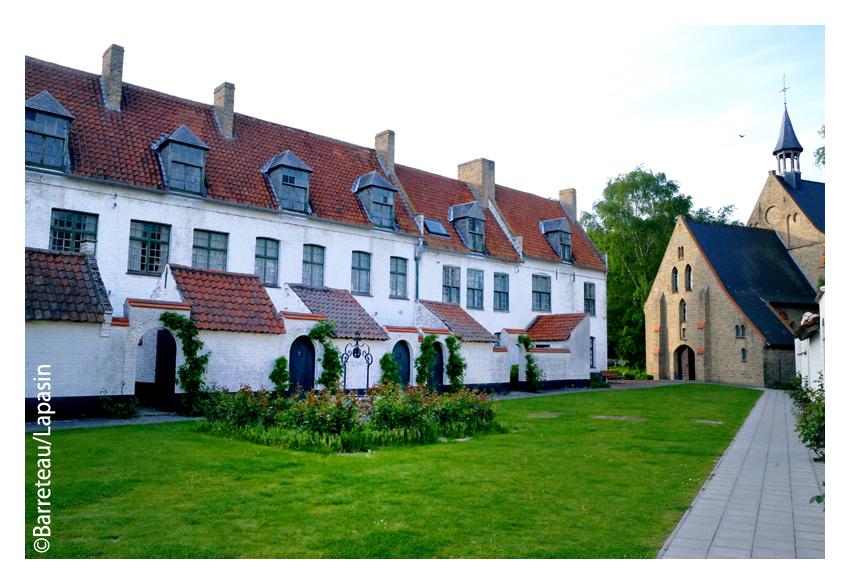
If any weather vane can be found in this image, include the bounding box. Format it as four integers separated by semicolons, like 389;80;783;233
779;74;790;106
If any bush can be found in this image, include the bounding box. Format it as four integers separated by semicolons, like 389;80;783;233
589;380;611;389
445;335;467;393
378;352;402;387
415;334;439;389
269;356;291;396
277;389;360;434
518;335;545;392
204;384;290;428
308;321;343;388
99;390;139;419
612;365;652;380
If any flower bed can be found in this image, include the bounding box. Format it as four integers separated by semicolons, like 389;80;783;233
198;382;504;453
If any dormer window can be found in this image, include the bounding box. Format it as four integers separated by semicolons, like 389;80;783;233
540;218;572;262
25;91;74;171
448;201;486;253
352;171;398;229
264;150;313;213
153;125;209;195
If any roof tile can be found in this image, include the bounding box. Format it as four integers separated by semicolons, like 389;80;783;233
287;284;388;340
417;299;497;342
25;248;104;323
526;313;588;341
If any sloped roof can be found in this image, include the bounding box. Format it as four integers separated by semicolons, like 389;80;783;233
526;313;588;341
25;248;108;323
775;176;825;233
394;164;521;261
417;300;497;342
25;90;74;119
686;221;816;346
24;57;418;234
773;106;804;155
495;185;607;270
287;284;389;340
168;265;286;334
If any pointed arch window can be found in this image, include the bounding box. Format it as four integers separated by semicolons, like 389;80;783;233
741;348;747;362
679;299;687;323
672;267;679;292
685;265;693;291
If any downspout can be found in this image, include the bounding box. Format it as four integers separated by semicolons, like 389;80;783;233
414;240;422;300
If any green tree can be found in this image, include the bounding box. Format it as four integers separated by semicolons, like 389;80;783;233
379;352;403;387
580;166;739;367
814;124;825;168
415;334;438;390
445;335;467;393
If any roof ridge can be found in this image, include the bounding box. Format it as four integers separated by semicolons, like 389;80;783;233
169;263;261;279
396;163;467;184
25;246;85;257
684;218;775;233
287;283;351;294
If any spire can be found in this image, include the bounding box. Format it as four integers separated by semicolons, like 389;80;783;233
772;78;803;188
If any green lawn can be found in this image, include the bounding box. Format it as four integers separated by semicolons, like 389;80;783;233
25;384;761;558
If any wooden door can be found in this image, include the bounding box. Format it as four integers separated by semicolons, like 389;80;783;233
393;341;411;386
289;336;316;392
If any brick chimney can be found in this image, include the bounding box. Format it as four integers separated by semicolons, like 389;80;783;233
376;130;395;176
559;188;577;221
214;82;236;139
80;235;96;258
458;158;495;207
101;44;125;111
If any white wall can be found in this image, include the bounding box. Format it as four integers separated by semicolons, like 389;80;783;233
200;330;286;392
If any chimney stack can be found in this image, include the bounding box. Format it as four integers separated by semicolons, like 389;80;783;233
375;130;396;176
101;44;125;111
458;158;495;207
559;188;577;221
80;235;96;258
214;82;236;139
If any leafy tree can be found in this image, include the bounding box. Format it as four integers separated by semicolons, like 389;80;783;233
445;335;467;393
814;124;825;168
580;166;739;367
415;334;438;390
269;355;291;395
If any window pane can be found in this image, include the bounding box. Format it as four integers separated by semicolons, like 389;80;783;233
49;210;97;253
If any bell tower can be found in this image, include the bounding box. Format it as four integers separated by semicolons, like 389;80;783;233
773;78;804;189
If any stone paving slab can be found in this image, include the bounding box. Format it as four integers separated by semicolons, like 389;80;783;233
658;388;825;559
25;412;197;432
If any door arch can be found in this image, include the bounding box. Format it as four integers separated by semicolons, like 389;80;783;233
429;342;444;391
674;345;695;381
136;328;177;411
392;341;411;386
289;336;316;392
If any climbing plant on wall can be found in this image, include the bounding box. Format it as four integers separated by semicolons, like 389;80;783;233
308;320;343;390
415;334;438;390
518;334;545;392
159;311;210;413
445;334;467;393
379;352;403;387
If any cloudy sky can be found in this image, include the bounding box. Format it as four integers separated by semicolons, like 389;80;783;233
14;6;826;225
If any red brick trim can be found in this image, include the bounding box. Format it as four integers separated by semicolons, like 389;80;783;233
384;325;419;333
696;347;705;354
421;328;452;335
127;298;190;310
528;348;571;354
697;321;705;329
504;328;527;334
653;324;660;332
282;312;326;321
492;347;508;353
652;348;660;355
111;317;129;326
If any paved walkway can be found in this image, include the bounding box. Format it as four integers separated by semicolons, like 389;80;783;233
658;388;825;559
25;408;196;433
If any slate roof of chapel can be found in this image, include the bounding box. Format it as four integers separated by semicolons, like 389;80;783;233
287;284;389;340
526;312;588;341
775;176;825;234
685;221;816;346
417;299;497;342
25;248;108;323
168;265;286;334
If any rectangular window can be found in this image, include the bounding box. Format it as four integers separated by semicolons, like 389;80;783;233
494;273;509;311
168;143;205;194
351;251;371;294
467;268;483;309
371;189;394;228
443;266;460;304
302;245;325;287
390;257;408;298
192;230;228;271
468;217;484;252
532;275;551;311
26;110;69;169
590;337;595;368
50;209;98;253
255;238;279;286
494;332;502;347
584;282;596;315
559;231;572;261
279;168;309;212
128;221;170;275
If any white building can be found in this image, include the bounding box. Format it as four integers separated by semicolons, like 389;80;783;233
25;45;608;419
795;287;825;390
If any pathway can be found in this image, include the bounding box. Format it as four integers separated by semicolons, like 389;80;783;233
657;388;825;559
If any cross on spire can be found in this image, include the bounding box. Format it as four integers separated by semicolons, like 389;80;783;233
779;75;791;106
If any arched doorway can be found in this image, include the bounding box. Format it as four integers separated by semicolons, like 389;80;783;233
289;336;315;392
675;345;695;381
136;328;177;411
429;342;444;392
392;341;411;386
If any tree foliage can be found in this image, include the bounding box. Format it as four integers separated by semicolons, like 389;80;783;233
580;166;740;367
445;335;467;393
814;124;825;168
415;334;438;390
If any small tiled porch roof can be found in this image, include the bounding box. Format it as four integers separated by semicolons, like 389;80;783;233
287;284;389;340
25;248;110;323
417;299;497;342
526;312;588;341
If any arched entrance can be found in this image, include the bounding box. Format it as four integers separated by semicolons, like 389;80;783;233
675;345;696;381
136;328;177;411
289;336;315;392
392;341;411;386
429;342;444;392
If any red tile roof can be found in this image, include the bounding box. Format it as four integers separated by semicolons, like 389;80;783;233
526;312;588;341
25;57;418;235
495;185;607;270
417;300;497;342
394;165;521;261
287;284;389;340
168;265;286;334
25;248;108;323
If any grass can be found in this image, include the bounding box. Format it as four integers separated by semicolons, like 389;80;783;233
25;383;761;558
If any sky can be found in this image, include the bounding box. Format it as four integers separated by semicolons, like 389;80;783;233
11;7;826;224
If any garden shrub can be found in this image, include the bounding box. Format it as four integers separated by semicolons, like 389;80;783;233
269;355;291;396
99;390;139;419
379;352;403;387
518;334;545;392
415;334;438;389
308;321;343;389
445;335;467;393
589;380;611;389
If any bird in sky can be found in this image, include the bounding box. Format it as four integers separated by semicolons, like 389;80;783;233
739;135;745;138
